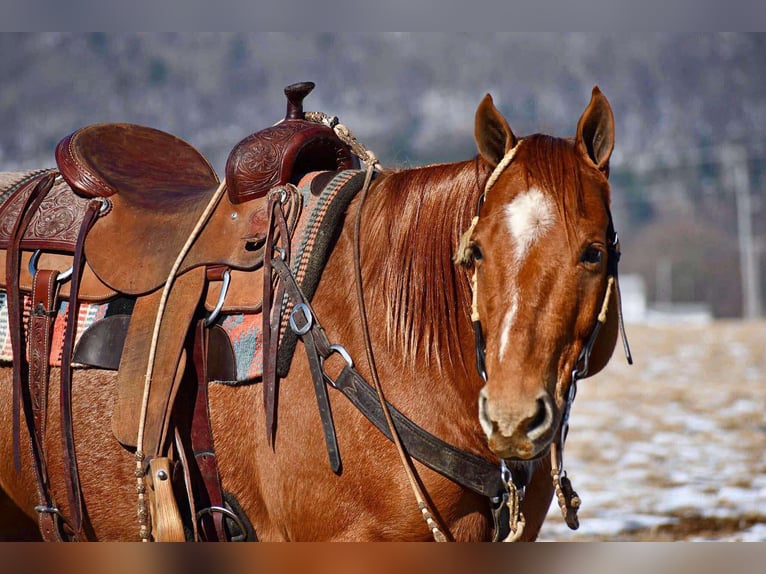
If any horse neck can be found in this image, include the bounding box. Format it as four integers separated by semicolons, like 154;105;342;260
360;158;487;380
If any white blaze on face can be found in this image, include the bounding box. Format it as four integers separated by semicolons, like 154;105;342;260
498;292;519;360
498;187;555;360
504;187;555;262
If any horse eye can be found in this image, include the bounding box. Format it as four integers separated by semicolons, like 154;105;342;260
581;245;602;265
471;244;484;261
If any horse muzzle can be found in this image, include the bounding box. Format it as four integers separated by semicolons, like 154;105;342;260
478;387;558;460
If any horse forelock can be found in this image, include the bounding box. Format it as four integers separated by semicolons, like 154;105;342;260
365;161;484;373
513;134;610;239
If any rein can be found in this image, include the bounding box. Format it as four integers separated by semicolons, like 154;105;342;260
352;162;448;541
304;114;449;541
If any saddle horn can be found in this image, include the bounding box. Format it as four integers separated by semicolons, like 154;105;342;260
284;81;315;120
225;81;357;204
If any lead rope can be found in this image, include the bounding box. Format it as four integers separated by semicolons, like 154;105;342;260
551;274;616;529
135;179;228;541
307;111;447;542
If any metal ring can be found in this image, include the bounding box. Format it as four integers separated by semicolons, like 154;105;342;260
28;250;73;283
204;269;231;326
269;186;288;204
289;303;313;335
320;344;353;389
499;459;515;486
196;506;249;542
327;344;353;368
97;196;111;215
567;375;578;403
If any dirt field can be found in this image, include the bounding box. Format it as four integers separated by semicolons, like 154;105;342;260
538;320;766;541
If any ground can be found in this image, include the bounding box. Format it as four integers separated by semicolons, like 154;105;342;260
537;320;766;541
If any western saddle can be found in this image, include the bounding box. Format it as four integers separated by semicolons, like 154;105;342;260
0;82;356;541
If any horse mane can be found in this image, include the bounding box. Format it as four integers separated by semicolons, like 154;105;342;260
364;159;485;372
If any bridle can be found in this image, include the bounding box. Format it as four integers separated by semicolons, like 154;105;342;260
460;141;633;529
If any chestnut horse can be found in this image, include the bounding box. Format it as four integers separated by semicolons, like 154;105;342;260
0;87;621;541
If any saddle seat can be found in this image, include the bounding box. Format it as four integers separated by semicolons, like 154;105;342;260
55;122;262;295
56;122;219;203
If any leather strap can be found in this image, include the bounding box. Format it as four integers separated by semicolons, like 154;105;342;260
7;173;56;472
190;320;228;542
29;270;61;440
58;198;103;541
262;191;291;446
270;257;506;501
333;366;505;499
28;268;65;541
5;172;67;541
288;304;341;473
606;215;633;365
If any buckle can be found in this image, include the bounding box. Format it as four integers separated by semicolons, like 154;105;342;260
289;303;313;335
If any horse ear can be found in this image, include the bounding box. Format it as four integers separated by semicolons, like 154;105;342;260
475;94;517;167
576;86;614;175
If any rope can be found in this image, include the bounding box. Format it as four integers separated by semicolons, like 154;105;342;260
484;141;522;194
598;276;615;324
456;142;522;327
134;179;228;541
352;161;447;542
454;215;479;265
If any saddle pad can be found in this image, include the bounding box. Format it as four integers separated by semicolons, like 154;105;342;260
0;291;109;366
214;168;368;383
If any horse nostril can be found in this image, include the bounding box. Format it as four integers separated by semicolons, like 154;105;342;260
526;395;554;441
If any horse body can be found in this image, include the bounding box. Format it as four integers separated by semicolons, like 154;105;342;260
0;86;618;541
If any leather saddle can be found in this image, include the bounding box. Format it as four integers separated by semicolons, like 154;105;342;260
57;82;356;298
1;82;357;454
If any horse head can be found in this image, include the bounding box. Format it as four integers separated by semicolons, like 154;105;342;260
466;87;620;461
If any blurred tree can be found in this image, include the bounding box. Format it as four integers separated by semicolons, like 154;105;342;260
624;217;741;317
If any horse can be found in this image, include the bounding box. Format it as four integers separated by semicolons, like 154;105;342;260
0;85;622;541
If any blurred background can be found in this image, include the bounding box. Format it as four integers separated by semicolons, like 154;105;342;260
1;32;763;540
1;32;764;320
